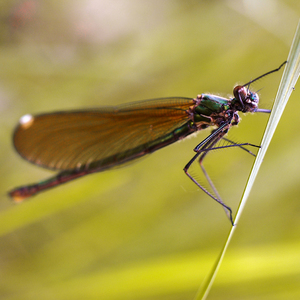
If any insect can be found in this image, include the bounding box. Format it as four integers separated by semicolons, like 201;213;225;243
8;62;286;224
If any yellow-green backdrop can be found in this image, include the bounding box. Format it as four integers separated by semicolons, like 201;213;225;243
1;1;300;299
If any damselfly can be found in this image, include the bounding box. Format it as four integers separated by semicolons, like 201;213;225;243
8;62;286;224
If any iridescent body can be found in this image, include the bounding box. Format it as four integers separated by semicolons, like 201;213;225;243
8;62;287;224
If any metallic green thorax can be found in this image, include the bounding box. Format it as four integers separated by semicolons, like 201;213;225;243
188;86;260;138
188;94;233;129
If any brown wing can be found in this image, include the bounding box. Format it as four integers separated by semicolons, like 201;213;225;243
13;97;194;170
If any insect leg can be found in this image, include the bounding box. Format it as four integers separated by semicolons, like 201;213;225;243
222;137;260;156
197;131;234;223
184;123;234;225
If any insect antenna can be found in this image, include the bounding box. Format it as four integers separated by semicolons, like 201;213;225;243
243;61;287;87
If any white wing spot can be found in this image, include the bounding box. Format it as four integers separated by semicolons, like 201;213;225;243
19;114;34;129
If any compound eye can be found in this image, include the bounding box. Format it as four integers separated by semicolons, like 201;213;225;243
250;92;259;103
233;85;247;101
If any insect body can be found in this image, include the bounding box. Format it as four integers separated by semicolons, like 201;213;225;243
8;62;286;225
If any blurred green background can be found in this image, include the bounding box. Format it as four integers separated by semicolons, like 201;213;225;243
1;1;300;299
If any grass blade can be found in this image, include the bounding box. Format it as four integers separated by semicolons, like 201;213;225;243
194;20;300;300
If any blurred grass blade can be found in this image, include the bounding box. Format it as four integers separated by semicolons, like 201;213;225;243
235;21;300;226
194;20;300;300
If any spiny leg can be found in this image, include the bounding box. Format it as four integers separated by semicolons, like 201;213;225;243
199;139;261;213
197;140;262;193
210;127;260;156
196;142;261;153
184;149;234;225
184;123;235;225
196;137;262;223
184;124;262;225
222;137;259;156
197;132;234;222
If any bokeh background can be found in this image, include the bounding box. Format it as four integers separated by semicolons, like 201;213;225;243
1;1;300;299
